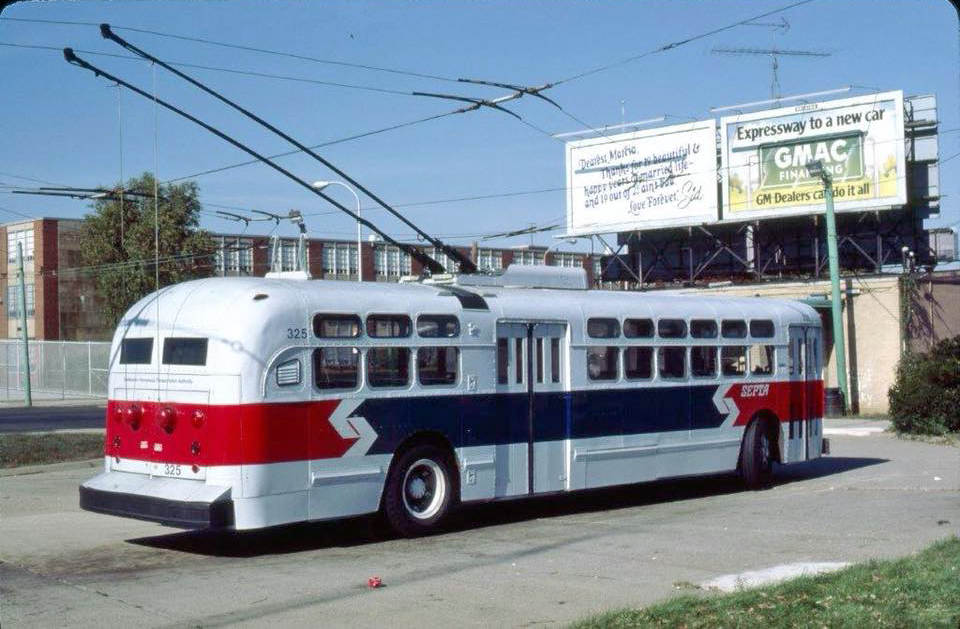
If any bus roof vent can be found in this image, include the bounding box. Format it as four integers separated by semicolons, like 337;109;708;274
428;264;588;290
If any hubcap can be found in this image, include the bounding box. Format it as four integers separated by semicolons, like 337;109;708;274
402;458;446;520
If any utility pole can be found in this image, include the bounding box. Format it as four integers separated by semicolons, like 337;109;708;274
808;160;849;413
17;242;32;407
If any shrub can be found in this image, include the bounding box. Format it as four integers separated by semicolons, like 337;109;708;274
888;336;960;434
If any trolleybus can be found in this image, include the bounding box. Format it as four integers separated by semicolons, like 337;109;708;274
80;265;826;536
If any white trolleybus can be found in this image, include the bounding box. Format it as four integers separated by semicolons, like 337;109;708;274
80;265;827;536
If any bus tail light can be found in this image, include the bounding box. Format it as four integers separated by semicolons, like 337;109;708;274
112;405;124;423
158;407;177;434
125;405;142;430
191;409;205;429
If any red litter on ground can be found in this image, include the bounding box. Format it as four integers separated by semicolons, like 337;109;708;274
367;576;382;588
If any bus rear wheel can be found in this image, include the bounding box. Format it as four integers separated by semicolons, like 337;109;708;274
383;444;454;537
741;418;775;489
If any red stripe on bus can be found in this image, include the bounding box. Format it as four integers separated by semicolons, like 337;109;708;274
728;380;824;426
104;399;355;466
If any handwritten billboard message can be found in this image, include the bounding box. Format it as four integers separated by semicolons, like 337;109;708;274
565;120;718;235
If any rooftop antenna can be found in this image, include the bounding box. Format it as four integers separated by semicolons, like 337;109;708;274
711;19;830;100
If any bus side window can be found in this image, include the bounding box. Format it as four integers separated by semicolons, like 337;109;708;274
691;346;718;377
367;315;412;338
417;315;459;338
625;347;653;380
314;314;361;338
749;345;775;376
368;347;410;387
587;346;618;381
721;320;747;338
721;346;747;377
750;319;775;338
497;338;508;385
658;347;685;379
418;347;459;386
587;318;620;338
658;319;687;339
314;347;359;389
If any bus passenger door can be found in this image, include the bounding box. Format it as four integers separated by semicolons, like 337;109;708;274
786;326;807;462
805;329;823;458
494;321;568;497
494;322;531;497
530;322;567;494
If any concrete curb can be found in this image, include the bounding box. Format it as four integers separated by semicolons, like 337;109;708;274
0;457;101;477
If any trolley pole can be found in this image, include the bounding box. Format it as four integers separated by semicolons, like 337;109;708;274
808;161;849;413
17;242;32;407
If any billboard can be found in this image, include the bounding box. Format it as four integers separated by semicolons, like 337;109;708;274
720;90;906;221
565;120;718;236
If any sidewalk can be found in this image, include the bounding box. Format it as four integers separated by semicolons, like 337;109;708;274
0;397;106;410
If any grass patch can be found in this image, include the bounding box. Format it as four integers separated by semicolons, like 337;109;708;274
0;432;104;468
573;537;960;628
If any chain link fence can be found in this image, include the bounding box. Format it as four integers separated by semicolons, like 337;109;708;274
0;340;110;402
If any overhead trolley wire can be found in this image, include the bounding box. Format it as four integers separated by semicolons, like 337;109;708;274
97;24;476;273
0;15;465;85
62;47;448;275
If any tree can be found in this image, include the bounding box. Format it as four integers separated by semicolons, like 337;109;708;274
79;172;215;327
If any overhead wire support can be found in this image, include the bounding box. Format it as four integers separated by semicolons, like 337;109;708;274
62;47;447;276
410;90;521;120
97;23;474;274
456;78;561;110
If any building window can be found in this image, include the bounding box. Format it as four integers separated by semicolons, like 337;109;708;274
477;249;503;272
6;284;35;317
7;229;34;263
513;250;544;266
550;252;583;268
215;236;254;275
592;257;603;279
374;245;412;278
322;242;358;276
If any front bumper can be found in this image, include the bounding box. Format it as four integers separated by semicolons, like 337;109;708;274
79;471;233;529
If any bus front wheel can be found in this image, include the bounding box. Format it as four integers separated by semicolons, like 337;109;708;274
383;444;454;537
741;418;775;489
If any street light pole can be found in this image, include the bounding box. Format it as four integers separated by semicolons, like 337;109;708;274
808;160;849;413
312;181;362;282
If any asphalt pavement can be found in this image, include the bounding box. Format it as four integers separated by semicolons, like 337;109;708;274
0;404;105;433
1;423;957;628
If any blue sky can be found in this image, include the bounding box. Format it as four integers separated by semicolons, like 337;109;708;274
0;0;957;251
